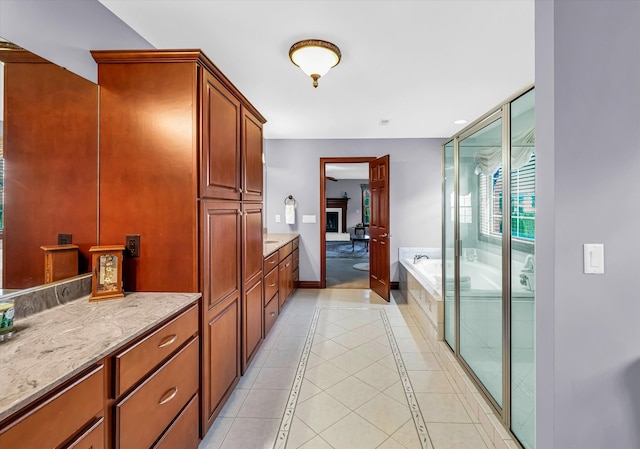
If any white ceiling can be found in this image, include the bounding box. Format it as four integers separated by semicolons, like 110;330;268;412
99;0;534;140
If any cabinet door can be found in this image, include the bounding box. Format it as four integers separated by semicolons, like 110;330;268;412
201;69;241;200
278;261;287;311
201;200;241;435
242;203;263;286
242;277;263;373
202;294;240;435
242;107;264;202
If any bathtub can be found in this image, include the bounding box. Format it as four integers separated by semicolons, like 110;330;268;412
404;258;534;299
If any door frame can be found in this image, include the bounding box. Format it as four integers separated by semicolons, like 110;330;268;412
320;157;376;289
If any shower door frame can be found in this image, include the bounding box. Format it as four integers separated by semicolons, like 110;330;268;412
442;85;534;439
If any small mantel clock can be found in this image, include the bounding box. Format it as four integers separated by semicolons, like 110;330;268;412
89;245;125;301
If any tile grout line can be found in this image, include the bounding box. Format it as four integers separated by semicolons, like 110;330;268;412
379;308;434;449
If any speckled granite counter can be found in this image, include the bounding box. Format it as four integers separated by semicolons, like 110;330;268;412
0;292;200;422
263;233;299;257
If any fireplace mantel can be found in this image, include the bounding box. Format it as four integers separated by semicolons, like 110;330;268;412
326;197;349;233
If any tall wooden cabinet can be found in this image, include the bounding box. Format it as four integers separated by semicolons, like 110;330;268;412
92;50;266;437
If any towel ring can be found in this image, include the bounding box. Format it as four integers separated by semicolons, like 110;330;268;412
284;195;297;207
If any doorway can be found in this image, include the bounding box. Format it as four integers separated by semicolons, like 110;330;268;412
320;157;374;289
320;155;393;297
322;161;371;288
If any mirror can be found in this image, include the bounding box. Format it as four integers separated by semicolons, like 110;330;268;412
0;39;98;294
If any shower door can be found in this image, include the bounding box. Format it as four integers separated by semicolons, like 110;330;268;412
443;141;456;350
458;116;504;408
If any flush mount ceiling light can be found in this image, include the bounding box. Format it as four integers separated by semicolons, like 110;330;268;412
289;39;341;88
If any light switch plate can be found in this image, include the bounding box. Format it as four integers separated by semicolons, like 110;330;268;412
583;243;604;274
302;215;316;223
275;215;281;223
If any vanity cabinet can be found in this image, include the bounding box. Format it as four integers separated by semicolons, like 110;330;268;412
92;50;266;437
0;364;104;449
263;252;280;337
112;303;199;449
264;236;299;336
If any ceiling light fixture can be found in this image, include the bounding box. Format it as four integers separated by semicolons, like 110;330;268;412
289;39;341;88
454;119;468;125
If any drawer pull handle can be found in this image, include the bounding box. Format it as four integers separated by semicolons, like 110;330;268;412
270;260;276;264
158;334;178;348
159;386;179;405
269;283;276;287
270;312;276;317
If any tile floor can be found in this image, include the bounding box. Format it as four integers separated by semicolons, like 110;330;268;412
199;288;498;449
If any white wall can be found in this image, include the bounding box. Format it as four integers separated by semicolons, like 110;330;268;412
265;138;442;283
326;179;368;230
536;1;640;447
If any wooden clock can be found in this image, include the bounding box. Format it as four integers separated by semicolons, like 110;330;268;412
89;245;125;301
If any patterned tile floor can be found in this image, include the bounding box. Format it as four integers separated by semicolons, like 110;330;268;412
199;288;496;449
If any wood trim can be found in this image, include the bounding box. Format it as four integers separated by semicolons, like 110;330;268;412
0;49;49;63
320;157;376;289
91;49;266;124
297;281;322;289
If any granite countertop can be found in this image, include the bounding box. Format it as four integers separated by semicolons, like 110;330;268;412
264;233;299;257
0;292;200;422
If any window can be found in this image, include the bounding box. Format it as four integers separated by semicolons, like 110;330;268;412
479;152;535;241
450;192;473;224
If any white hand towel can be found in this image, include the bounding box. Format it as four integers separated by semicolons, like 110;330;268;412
285;204;295;224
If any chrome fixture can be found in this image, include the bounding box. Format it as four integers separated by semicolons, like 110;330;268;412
414;254;430;263
289;39;341;88
519;254;535;292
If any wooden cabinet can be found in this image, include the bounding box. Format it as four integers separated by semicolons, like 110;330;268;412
201;201;241;430
202;69;241;201
92;50;266;437
0;365;104;449
264;237;299;335
113;305;200;449
242;107;264;202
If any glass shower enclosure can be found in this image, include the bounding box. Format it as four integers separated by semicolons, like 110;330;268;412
442;87;535;449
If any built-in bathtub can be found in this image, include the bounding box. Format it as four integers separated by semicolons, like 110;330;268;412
399;249;534;341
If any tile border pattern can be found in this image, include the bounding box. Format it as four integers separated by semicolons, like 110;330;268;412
273;307;432;449
380;308;432;449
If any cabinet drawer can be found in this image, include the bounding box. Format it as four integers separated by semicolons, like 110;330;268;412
116;337;199;449
292;237;299;250
264;294;279;337
264;266;279;305
278;242;292;260
115;304;198;397
0;365;104;449
264;251;279;271
152;395;199;449
64;418;104;449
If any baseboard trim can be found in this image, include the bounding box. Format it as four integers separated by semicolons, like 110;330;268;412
390;281;399;290
298;281;322;289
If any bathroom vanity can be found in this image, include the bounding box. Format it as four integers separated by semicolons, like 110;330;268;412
0;292;200;449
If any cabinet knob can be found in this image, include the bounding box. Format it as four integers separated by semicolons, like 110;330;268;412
158;334;178;348
238;188;244;194
270;312;276;317
269;283;276;287
158;386;179;405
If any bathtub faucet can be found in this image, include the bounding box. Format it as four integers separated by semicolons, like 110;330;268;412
414;254;430;263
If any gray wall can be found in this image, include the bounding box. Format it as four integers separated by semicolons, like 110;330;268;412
536;1;640;448
265;138;442;283
0;0;152;83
